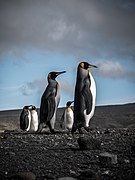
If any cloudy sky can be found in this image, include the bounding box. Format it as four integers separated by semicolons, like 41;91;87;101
0;0;135;110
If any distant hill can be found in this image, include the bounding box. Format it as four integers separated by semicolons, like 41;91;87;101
91;103;135;128
0;103;135;131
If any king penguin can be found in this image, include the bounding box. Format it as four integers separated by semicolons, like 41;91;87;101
72;61;97;134
37;71;66;133
30;106;39;132
20;105;32;131
61;101;74;131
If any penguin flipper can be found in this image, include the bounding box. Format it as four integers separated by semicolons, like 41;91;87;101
46;95;56;122
38;96;55;132
82;84;92;115
60;110;65;128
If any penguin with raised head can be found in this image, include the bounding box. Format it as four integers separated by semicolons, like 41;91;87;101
61;101;74;131
37;71;66;133
72;61;97;134
30;105;39;132
20;105;32;131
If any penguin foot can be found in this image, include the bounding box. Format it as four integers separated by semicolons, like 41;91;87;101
50;129;55;134
71;126;77;135
36;123;43;134
84;127;92;132
36;129;42;134
71;131;75;136
46;121;55;134
78;127;89;134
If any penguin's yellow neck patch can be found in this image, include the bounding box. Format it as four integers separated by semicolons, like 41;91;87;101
66;107;72;112
31;110;35;113
80;62;84;69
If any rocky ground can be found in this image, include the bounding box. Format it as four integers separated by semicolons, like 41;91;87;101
0;128;135;180
0;103;135;180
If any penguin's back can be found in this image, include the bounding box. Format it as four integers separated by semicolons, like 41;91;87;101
20;109;31;131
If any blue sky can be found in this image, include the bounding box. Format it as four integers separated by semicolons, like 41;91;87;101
0;0;135;110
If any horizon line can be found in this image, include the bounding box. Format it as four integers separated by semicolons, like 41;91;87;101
0;101;135;112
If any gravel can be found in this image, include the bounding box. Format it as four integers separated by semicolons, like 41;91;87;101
0;128;135;180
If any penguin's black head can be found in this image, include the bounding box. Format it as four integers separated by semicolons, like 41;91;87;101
23;105;32;110
32;106;36;110
79;62;97;69
48;71;66;80
23;106;29;110
66;101;74;107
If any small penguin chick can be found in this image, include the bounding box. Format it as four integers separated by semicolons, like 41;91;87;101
61;101;74;131
30;105;39;132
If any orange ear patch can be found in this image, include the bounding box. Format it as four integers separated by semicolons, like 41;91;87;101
48;73;51;79
80;62;84;68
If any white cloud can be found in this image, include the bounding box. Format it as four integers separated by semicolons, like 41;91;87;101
19;78;74;98
96;60;125;78
19;78;46;96
96;60;135;82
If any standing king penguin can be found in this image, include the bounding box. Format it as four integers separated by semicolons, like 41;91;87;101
61;101;74;131
30;106;39;132
38;71;66;133
20;105;32;131
72;61;97;134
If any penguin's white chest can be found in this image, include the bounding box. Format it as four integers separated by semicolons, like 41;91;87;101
26;110;31;131
30;111;38;132
64;108;74;130
84;73;96;127
55;83;60;107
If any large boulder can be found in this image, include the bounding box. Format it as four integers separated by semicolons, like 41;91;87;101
99;152;117;167
77;136;101;150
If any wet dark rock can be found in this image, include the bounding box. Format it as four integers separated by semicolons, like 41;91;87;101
77;136;101;150
99;152;117;167
104;129;111;134
131;145;135;152
3;134;8;139
58;177;77;180
41;175;55;180
6;151;16;156
9;171;36;180
78;170;99;180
